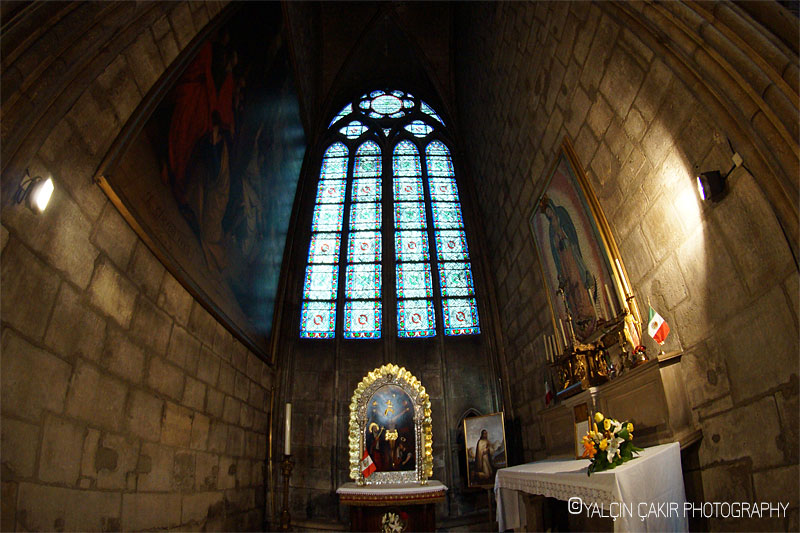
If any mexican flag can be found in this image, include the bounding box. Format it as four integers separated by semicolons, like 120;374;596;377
360;449;376;478
544;378;554;406
647;306;670;345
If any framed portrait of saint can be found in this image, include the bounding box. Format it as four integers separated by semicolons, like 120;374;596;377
529;137;640;348
463;412;507;488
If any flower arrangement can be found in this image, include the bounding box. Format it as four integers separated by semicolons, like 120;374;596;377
581;411;642;475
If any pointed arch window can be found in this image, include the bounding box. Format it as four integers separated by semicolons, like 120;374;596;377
300;90;479;339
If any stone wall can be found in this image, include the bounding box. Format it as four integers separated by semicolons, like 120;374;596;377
454;1;798;531
1;2;276;530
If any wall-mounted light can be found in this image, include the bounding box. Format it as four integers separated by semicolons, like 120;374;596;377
696;170;726;202
14;170;54;213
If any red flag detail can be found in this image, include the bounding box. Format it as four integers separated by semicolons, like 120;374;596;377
360;449;376;478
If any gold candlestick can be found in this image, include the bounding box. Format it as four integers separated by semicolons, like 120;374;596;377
279;455;294;531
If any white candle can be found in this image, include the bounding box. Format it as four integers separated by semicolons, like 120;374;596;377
284;402;292;455
588;288;599;320
543;336;550;362
550;335;558;360
616;258;631;296
605;284;617;317
559;319;568;347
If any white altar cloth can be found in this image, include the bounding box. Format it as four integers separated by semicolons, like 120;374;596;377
494;442;687;532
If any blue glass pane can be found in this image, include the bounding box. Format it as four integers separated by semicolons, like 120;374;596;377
372;94;402;115
425;140;449;156
428;178;459;202
308;233;341;264
434;230;469;261
391;90;405;98
431;203;463;229
390;111;405;118
351;178;381;202
369;90;384;98
404;121;433;137
345;264;381;299
382;128;392;137
354;142;381;177
344;301;381;339
348;231;381;263
438;262;475;297
316;180;346;204
393;141;421;177
300;301;336;338
393;177;424;201
349;203;381;230
303;264;338;300
426;142;454;177
312;203;344;232
394;202;426;229
321;149;348;180
420;101;445;125
396;262;433;298
397;300;435;338
395;230;429;262
394;140;418;155
359;100;371;110
442;298;480;335
369;111;382;119
340;121;368;139
402;99;414;109
328;104;353;128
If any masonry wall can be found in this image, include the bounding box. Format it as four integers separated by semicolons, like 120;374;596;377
455;2;798;531
1;2;276;531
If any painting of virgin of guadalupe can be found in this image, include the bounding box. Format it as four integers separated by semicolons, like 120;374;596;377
364;385;416;472
97;3;306;361
530;139;624;344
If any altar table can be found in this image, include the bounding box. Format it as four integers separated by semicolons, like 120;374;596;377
494;442;687;532
337;480;447;532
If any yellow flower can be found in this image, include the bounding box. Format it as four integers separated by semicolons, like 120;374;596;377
603;419;611;431
593;422;598;433
594;412;604;423
599;438;608;451
628;433;633;440
627;423;634;433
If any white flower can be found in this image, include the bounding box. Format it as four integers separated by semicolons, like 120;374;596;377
610;419;623;434
606;437;624;462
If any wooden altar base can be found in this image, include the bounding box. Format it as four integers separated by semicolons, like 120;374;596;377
337;481;447;532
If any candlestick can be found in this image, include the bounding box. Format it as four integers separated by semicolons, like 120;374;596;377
559;319;568;348
550;336;558;359
616;258;631;296
588;288;599;320
279;455;294;531
284;403;292;456
543;336;550;362
604;284;616;317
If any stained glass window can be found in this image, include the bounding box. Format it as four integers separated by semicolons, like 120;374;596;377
302;91;479;338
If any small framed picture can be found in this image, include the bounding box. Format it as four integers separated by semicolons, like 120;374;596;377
573;403;590;459
463;412;508;488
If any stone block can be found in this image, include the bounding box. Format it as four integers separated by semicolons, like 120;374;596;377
1;329;71;421
168;2;196;49
679;342;732;410
121;492;181;531
719;285;797;402
218;361;235;395
130;296;172;356
212;322;234;358
578;13;618;90
158;273;193;325
173;451;195;491
1;239;61;340
191;413;210;450
80;428;100;484
699;396;783;470
218;455;236;490
234;371;249;402
632;58;674;124
124;28;164;95
65;360;128;432
236;458;251;487
183;376;206;411
1;418;39;478
147;356;184;401
44;282;106;363
182;491;223;525
776;382;799;464
91;203;137;270
197;346;221;386
208;420;228;453
102;326;146;383
167;325;200;371
0;224;8;251
207;387;224;418
94;433;139;490
127;388;164;442
240;404;253;430
162;401;192;448
38;414;85;485
753;464;799;508
589;141;619;187
127;241;165;301
137;441;174;492
65;81;121;158
223;396;241;425
231;340;248;372
598;47;645;119
699;460;753;506
17;483;121;532
245;431;259;459
246;352;262;382
195;451;219;491
248;383;266;412
188;301;217;345
95;53;142;126
1;481;16;531
87;257;137;328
